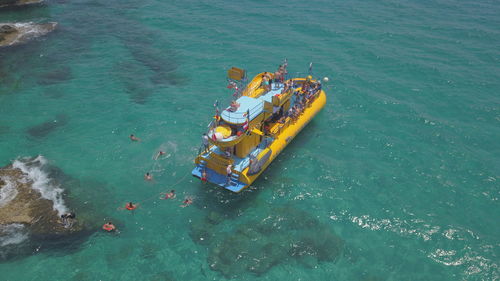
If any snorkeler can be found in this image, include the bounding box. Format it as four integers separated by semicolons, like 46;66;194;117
102;222;116;232
155;150;166;160
180;197;193;208
163;190;176;199
60;212;76;227
144;172;153;181
130;134;140;141
125;202;137;210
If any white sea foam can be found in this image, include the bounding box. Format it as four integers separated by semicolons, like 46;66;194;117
0;224;28;247
0;176;18;207
0;22;57;46
12;156;68;216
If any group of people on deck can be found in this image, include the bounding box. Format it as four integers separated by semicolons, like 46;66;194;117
261;63;288;91
288;76;322;120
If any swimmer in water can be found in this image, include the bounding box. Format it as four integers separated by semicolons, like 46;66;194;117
155;150;166;160
60;212;76;227
163;190;176;199
130;134;140;141
144;172;153;181
125;202;137;210
180;197;193;208
201;169;208;183
102;222;116;232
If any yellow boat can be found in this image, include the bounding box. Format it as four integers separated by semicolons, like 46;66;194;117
192;64;327;192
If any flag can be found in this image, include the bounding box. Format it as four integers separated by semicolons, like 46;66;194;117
214;99;219;119
242;109;250;131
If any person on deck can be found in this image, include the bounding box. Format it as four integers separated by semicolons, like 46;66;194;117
226;164;233;185
228;100;240;112
201;169;208;183
202;133;209;153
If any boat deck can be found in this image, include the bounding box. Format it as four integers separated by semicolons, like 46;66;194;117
192;165;247;192
220;83;284;124
199;139;271;173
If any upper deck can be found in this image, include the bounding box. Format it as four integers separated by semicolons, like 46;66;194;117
220;84;284;124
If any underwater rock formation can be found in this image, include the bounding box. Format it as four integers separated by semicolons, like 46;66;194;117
0;0;42;9
0;22;57;48
26;113;68;138
198;206;343;278
0;157;83;238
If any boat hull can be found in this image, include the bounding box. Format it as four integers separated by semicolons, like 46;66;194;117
192;89;327;192
240;89;327;189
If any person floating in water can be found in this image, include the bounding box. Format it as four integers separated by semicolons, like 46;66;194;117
201;169;208;183
144;172;153;181
102;222;116;232
163;190;176;199
155;150;166;160
125;202;137;210
130;134;140;141
180;197;193;208
60;212;76;228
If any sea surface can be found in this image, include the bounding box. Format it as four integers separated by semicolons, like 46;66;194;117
0;0;499;280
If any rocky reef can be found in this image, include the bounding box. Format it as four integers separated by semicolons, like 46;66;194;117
0;156;86;261
0;22;57;48
0;0;42;9
191;206;343;278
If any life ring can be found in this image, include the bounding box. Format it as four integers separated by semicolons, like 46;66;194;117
125;205;136;210
102;224;114;232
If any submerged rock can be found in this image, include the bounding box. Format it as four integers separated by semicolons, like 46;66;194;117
0;22;57;48
205;206;343;278
26;113;68;138
0;0;42;9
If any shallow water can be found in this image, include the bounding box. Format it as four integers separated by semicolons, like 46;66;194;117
0;0;499;280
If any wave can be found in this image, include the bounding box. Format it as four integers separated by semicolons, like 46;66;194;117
0;224;28;247
12;156;68;216
0;176;18;208
330;212;498;279
0;22;57;47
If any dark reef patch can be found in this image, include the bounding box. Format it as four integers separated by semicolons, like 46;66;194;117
26;113;68;138
37;66;73;85
192;205;343;278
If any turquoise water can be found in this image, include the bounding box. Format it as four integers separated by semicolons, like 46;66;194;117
1;0;499;280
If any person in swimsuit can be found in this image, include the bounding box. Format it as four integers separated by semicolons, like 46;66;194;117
144;172;153;181
155;150;166;160
102;222;116;232
125;202;137;210
130;134;140;141
164;190;176;199
180;197;193;208
201;169;208;183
